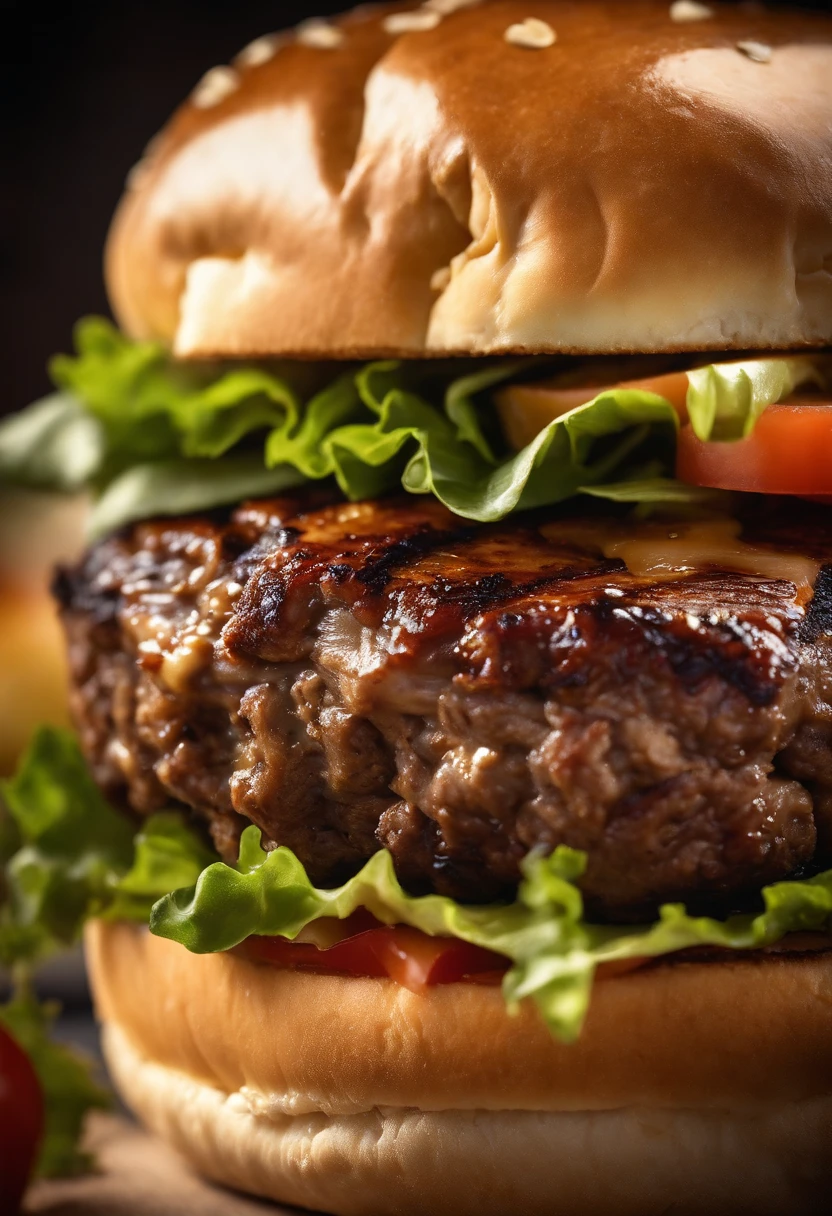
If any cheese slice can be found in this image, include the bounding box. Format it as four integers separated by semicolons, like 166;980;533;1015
541;516;820;597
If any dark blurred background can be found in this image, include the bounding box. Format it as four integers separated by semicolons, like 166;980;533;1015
0;0;346;416
2;0;831;417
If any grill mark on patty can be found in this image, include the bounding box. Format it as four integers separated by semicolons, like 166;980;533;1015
224;501;596;660
353;526;477;596
604;594;795;707
458;574;800;708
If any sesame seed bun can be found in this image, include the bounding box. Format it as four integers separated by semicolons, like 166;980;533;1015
86;921;832;1215
105;2;832;361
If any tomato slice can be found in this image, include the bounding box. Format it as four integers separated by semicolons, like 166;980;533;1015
497;370;690;450
0;1023;43;1212
371;926;507;991
676;401;832;496
236;922;509;993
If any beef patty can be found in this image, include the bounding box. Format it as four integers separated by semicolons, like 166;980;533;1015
56;493;832;919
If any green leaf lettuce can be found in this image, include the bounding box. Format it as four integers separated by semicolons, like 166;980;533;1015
686;356;828;441
3;319;828;538
0;727;212;967
0;728;215;1177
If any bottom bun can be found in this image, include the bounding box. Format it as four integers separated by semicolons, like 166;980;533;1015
86;922;832;1216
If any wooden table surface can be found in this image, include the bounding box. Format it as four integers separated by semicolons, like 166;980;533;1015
26;1114;308;1215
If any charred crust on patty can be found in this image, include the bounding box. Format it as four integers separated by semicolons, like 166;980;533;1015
800;565;832;645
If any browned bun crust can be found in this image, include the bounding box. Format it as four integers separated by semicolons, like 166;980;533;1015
86;921;832;1215
106;2;832;360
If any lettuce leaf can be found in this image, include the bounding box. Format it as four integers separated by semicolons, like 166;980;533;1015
152;825;832;1043
49;317;301;468
89;457;305;538
0;994;110;1177
0;728;213;968
6;319;827;538
314;371;677;521
0;394;102;492
582;475;731;507
686;356;828;442
0;730;213;1178
1;727;134;963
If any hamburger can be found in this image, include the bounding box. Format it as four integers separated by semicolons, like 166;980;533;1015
1;2;832;1212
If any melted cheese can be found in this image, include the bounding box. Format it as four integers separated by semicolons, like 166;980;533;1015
541;517;820;595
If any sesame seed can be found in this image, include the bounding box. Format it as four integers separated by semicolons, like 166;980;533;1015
236;34;280;68
737;39;772;63
669;1;713;21
504;18;556;49
424;0;479;13
431;266;452;292
383;10;442;34
191;65;240;109
297;18;345;49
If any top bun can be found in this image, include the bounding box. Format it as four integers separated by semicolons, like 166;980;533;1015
106;2;832;360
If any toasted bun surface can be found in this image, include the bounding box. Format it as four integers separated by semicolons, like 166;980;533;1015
86;921;832;1215
106;2;832;360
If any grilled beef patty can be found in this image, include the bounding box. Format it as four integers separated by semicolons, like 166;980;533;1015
56;493;832;919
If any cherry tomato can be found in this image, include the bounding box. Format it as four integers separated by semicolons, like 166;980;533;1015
676;402;832;496
0;1022;44;1212
236;921;509;993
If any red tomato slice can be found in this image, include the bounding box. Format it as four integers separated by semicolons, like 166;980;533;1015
368;926;507;991
0;1023;44;1212
237;923;509;993
676;401;832;496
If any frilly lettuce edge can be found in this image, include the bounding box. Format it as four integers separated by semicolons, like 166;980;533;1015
1;318;827;537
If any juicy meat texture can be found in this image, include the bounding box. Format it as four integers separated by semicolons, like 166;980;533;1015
57;493;832;919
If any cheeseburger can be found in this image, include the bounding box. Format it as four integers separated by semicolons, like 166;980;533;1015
1;2;832;1213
